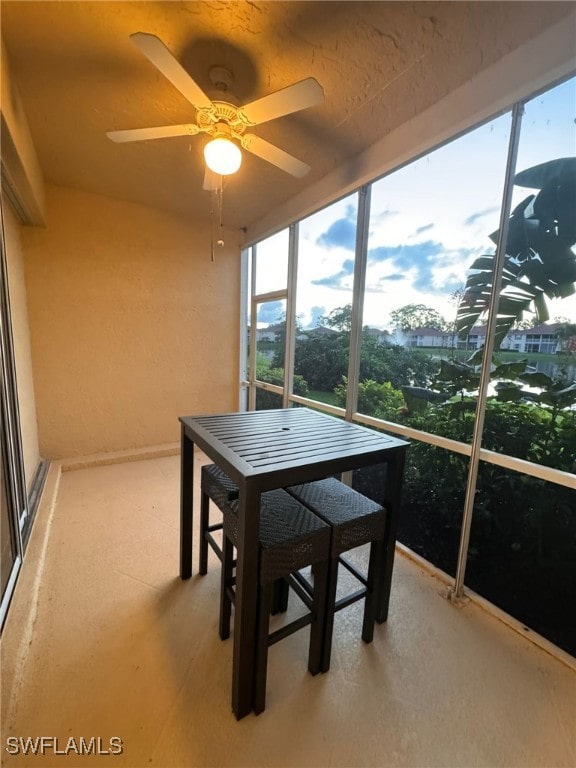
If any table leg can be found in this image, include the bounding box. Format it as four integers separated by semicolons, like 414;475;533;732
377;448;406;623
180;426;194;579
231;484;261;719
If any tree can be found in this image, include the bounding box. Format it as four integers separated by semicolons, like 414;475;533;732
390;303;446;331
318;304;352;332
334;378;405;420
270;313;305;369
293;329;438;392
255;366;309;409
512;317;540;330
555;322;576;354
446;287;466;355
457;157;576;351
293;334;348;390
359;333;437;387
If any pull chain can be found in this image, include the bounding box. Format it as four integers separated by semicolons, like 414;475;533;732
218;174;224;247
210;175;225;262
210;186;216;262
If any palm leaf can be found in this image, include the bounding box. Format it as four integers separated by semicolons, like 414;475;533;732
457;157;576;349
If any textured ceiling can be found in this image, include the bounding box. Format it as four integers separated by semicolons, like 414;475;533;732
1;1;572;231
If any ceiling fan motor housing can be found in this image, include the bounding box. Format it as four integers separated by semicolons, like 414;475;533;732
196;102;250;139
209;66;234;93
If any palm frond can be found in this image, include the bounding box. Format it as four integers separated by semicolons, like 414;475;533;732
456;157;576;349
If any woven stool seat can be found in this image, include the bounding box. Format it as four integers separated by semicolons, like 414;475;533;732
220;488;330;714
224;489;330;583
202;463;239;507
287;477;387;672
288;477;385;552
199;464;238;575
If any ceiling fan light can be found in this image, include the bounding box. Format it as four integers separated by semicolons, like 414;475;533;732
204;137;242;175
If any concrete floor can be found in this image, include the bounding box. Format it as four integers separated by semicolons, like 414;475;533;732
1;452;575;768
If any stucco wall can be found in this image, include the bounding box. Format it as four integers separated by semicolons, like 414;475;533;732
2;195;41;489
20;184;240;459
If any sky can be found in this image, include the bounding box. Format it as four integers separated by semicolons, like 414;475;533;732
254;75;576;331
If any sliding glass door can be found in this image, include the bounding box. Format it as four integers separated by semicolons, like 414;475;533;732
0;209;26;629
1;421;21;620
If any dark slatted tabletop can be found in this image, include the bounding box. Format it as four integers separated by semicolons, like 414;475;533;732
181;407;407;483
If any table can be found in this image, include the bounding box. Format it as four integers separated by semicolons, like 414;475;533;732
179;407;408;719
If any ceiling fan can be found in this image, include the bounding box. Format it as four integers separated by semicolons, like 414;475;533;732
107;33;324;189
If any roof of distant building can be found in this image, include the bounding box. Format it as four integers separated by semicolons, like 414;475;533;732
364;326;389;335
460;322;563;336
306;325;340;336
524;323;562;334
404;327;450;336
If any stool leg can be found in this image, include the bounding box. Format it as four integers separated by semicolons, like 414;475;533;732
199;491;210;575
254;582;273;715
271;578;290;614
362;539;383;643
219;535;234;641
320;556;340;673
308;559;329;675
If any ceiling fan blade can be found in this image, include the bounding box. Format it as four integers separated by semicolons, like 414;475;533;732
107;124;200;143
239;78;324;126
241;134;310;178
203;168;221;191
130;32;213;109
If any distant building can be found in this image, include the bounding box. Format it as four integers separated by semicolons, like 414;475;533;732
404;327;455;348
515;324;563;354
363;326;390;344
460;323;562;353
402;323;563;353
254;321;566;354
255;323;285;342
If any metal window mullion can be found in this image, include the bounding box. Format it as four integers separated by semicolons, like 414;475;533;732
283;223;299;407
451;103;525;599
253;381;283;396
248;245;257;411
239;247;249;411
252;288;287;303
340;188;370;487
345;186;370;422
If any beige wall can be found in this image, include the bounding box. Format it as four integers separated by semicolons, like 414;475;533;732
2;195;41;488
21;184;240;459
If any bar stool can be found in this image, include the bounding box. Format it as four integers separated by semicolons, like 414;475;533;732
199;464;238;575
200;464;289;613
287;477;387;672
220;488;331;714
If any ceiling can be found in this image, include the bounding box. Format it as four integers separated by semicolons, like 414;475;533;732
1;1;573;232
